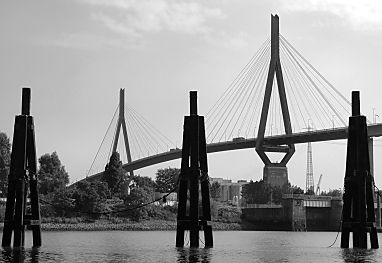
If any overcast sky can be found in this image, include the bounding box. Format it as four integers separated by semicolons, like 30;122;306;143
1;0;382;192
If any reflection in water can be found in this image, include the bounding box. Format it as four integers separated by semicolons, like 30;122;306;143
341;248;377;263
1;247;64;263
176;247;212;263
0;232;381;262
1;247;36;263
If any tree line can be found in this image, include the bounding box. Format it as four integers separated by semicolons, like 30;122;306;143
0;131;342;220
241;179;341;205
0;132;180;221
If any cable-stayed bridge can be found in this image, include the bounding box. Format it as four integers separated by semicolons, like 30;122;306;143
83;15;382;185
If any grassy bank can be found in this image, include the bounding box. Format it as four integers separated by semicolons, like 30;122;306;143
39;219;241;231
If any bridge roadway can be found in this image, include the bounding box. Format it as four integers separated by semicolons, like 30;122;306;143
85;123;382;182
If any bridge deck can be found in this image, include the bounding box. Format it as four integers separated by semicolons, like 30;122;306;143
83;124;382;183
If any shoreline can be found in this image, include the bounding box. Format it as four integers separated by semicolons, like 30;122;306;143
34;220;242;231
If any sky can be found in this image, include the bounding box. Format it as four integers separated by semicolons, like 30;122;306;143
1;0;382;192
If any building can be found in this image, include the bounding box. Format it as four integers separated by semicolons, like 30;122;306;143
210;177;248;205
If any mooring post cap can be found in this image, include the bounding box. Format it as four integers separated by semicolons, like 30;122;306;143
190;91;198;116
352;91;360;116
21;87;31;116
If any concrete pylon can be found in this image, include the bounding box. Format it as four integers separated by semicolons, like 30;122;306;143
112;88;134;177
255;14;295;187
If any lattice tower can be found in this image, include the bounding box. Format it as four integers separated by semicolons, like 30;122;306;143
305;140;314;194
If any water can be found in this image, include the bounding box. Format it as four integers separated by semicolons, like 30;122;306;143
1;231;381;262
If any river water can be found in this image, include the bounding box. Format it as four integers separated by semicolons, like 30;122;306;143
1;231;381;262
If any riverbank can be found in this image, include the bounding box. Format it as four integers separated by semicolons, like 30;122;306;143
38;220;242;231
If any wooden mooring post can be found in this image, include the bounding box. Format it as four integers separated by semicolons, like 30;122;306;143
176;91;213;248
2;88;42;248
340;91;379;249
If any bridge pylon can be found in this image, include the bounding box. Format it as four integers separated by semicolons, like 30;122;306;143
176;91;213;248
340;91;379;249
112;88;134;177
256;14;295;187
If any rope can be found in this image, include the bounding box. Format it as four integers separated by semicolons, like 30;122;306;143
199;236;205;246
327;228;341;248
326;175;382;248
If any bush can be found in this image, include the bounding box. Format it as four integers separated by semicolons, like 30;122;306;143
72;181;109;218
120;186;154;221
40;204;56;218
217;206;241;223
0;205;5;222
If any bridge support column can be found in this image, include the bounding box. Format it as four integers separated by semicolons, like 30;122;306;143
255;15;295;186
263;164;288;188
176;91;213;248
340;91;378;249
112;88;134;177
2;88;42;248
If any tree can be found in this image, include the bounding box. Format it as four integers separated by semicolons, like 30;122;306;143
72;180;109;217
103;152;127;193
0;132;11;197
305;189;315;195
289;185;304;194
241;180;270;204
210;181;221;200
320;188;342;197
48;187;75;217
133;174;156;189
38;152;69;195
155;167;179;193
121;186;154;221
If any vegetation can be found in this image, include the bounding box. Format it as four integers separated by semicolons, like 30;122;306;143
0;131;317;230
0;131;242;230
35;151;180;223
241;180;305;205
72;180;109;217
320;188;342;197
0;132;11;197
103;152;126;193
155;167;179;193
38;152;69;195
210;181;221;200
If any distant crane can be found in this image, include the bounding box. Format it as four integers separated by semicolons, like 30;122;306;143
315;174;323;195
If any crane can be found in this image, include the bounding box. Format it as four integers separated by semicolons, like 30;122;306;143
315;174;323;195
